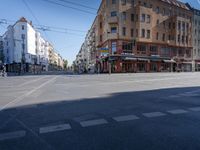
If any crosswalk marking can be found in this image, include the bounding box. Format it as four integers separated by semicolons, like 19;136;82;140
188;107;200;112
113;115;139;122
80;119;108;127
143;112;166;118
0;130;26;141
40;124;71;134
167;109;188;114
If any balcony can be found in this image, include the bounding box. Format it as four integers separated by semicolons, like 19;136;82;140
107;33;118;40
108;16;118;24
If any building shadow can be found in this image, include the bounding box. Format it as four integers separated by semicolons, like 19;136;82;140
1;86;200;150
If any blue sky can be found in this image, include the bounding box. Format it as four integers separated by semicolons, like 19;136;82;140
0;0;200;65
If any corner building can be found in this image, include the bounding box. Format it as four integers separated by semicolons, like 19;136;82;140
96;0;193;73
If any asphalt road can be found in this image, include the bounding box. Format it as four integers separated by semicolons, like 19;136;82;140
0;72;200;150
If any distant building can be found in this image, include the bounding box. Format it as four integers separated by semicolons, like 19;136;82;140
186;3;200;71
76;0;193;73
1;17;64;72
0;36;4;64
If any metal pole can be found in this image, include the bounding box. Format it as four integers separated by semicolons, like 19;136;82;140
109;55;111;75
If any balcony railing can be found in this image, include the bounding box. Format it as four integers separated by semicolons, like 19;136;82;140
108;16;118;24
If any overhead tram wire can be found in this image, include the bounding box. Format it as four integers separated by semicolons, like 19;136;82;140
0;18;87;33
0;18;87;37
42;0;96;15
22;0;55;46
56;0;97;10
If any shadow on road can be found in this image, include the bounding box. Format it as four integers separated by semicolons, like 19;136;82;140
1;86;200;150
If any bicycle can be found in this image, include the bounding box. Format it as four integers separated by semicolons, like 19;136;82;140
0;70;7;77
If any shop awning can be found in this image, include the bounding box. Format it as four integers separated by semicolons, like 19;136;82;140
137;58;149;61
163;60;176;63
150;59;161;62
124;57;137;61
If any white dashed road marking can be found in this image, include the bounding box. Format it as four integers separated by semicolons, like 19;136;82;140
188;107;200;112
143;112;166;118
39;124;71;134
167;109;188;114
113;115;139;122
0;130;26;141
80;119;108;127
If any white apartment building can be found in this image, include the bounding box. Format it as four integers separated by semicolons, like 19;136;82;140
1;17;61;72
2;17;36;65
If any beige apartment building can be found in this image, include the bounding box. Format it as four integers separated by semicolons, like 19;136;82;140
90;0;193;73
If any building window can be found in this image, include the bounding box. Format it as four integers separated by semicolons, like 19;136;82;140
137;44;146;52
173;22;176;29
162;8;165;16
168;35;171;41
131;14;134;22
111;27;117;33
136;29;138;37
141;29;145;38
163;21;166;28
178;34;180;43
182;36;185;44
156;32;159;40
186;23;189;31
121;0;126;5
111;42;117;54
147;15;151;23
22;43;25;50
147;30;150;39
21;34;25;39
112;0;116;4
182;22;185;32
157;19;159;25
100;35;102;42
162;33;165;41
186;36;188;44
156;7;159;14
141;14;145;22
168;22;171;29
122;27;126;36
150;45;158;54
100;22;102;29
131;28;134;37
131;0;135;5
22;25;25;30
178;21;181;31
111;11;117;17
122;12;126;20
122;42;133;53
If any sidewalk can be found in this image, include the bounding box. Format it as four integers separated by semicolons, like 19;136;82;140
7;71;68;76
